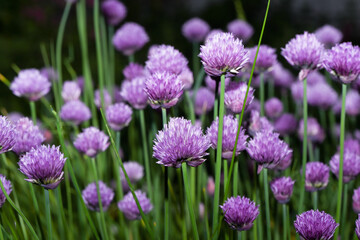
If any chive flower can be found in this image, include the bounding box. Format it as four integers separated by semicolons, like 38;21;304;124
353;187;360;213
0;116;16;154
120;161;144;192
60;100;92;125
270;176;295;204
227;19;254;42
74;127;109;158
0;174;12;208
182;17;210;42
274;113;297;136
314;25;342;48
123;63;145;80
118;190;153;220
94;89;112;109
82;181;114;211
106;103;133;131
120;77;148;109
330;150;360;183
13;117;44;155
101;0;127;26
248;45;277;73
356;214;360;239
265;97;283;119
224;81;254;114
194;87;215;115
62;81;81;102
305;161;329;192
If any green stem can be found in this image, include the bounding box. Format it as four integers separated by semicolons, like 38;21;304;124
233;160;239;196
263;169;271;240
298;78;308;214
340;183;349;238
108;26;115;90
260;72;265;116
161;108;169;240
44;189;52;240
129;55;135;63
29;101;37;125
192;42;200;78
114;132;124;199
212;74;226;234
185;91;196;124
313;191;318;210
223;160;228;195
268;79;274;98
334;84;347;240
182;163;200;240
282;204;287;240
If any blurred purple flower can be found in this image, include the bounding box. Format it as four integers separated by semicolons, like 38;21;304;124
205;29;223;42
0;116;16;154
274;113;297;136
40;67;58;82
101;0;127;26
307;82;338;109
270;176;295;204
0;174;12;208
62;81;81;102
227;19;254;42
356;214;360;239
270;63;294;89
248;45;277;73
353;187;360;213
120;77;148;109
205;75;230;93
94;89;112;109
74;127;109;158
178;67;194;90
265;97;283;119
123;63;145;81
248;110;274;136
330;150;360;183
118;190;153;220
225;81;254;114
345;89;360;116
298;117;325;143
60;100;91;125
306;70;326;85
315;25;343;48
120;161;144;192
194;87;215;115
182;18;210;42
82;181;114;211
305;161;329;192
106;103;132;131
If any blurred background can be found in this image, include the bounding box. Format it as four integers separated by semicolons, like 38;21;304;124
1;0;360;112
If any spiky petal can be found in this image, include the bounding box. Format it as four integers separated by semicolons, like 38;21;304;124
0;116;16;154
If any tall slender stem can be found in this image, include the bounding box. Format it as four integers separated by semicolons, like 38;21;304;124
182;163;199;240
44;189;52;240
129;55;135;63
233;160;239;196
282;204;287;240
312;191;318;210
29;101;37;125
114;132;124;199
161;108;169;240
334;84;347;239
263;169;271;240
260;72;265;116
298;77;308;214
212;74;226;233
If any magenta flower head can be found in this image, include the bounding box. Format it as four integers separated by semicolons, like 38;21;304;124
145;71;184;109
248;110;274;136
330;150;360;183
62;81;81;102
182;17;210;42
356;214;360;239
60;100;91;125
194;87;215;115
120;161;144;192
94;89;112;109
307;82;338;109
0;175;12;207
274;151;292;171
10;69;51;101
220;196;259;231
343;138;360;155
305;161;329;192
270;176;295;204
315;25;343;48
146;45;188;75
271;63;294;89
179;67;194;90
298;117;325;143
274;113;297;136
323;42;360;84
227;19;254;42
118;190;153;220
281;32;324;80
106;103;132;131
112;22;149;56
123;63;145;80
265;97;283;119
82;181;114;211
199;32;249;77
101;0;127;26
353;187;360;213
74;127;109;158
346;89;360;116
13;117;45;155
247;130;292;173
18;145;66;189
207;115;248;160
153;117;211;168
0;116;16;154
224;82;254;114
120;77;148;109
294;210;338;240
248;45;277;73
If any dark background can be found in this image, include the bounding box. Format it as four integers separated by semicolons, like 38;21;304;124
1;0;359;113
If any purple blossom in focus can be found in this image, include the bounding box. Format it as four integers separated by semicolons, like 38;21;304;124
94;89;112;109
224;82;254;114
82;181;114;211
153;117;210;168
298;117;325;143
248;45;277;73
265;97;283;119
330;150;360;183
106;103;132;131
60;100;92;125
220;196;259;231
314;25;343;48
227;19;254;42
270;176;295;204
274;113;297;136
0;174;12;208
123;63;145;80
346;89;360;116
182;17;210;42
74;127;109;158
120;161;144;192
0;116;16;154
101;0;127;26
120;77;148;109
353;187;360;213
18;145;66;189
305;161;329;192
10;69;51;101
62;81;81;102
194;87;215;115
118;190;153;220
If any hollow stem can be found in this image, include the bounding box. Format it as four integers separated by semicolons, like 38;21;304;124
282;204;287;240
161;108;169;240
313;191;318;210
263;168;271;240
29;101;37;125
44;189;52;240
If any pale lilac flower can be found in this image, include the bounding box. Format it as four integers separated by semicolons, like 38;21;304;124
120;77;148;109
74;127;109;158
224;82;254;114
101;0;127;26
271;63;294;89
330;150;360;183
205;29;223;42
0;175;12;208
356;214;360;239
305;162;329;192
265;97;283;119
40;67;58;81
298;118;325;143
62;81;81;102
270;176;295;204
307;82;338;109
248;111;274;136
60;100;91;125
179;67;194;90
123;63;145;80
118;190;153;220
120;161;144;192
0;116;16;154
6;112;24;124
106;103;132;131
307;70;326;85
94;89;112;109
182;18;210;42
353;187;360;213
194;87;215;115
274;113;297;136
291;81;304;102
82;181;114;211
248;45;277;73
345;89;360;116
227;19;254;42
315;25;343;48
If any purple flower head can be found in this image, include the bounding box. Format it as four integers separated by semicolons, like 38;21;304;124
0;175;12;208
60;100;92;125
343;138;360;155
94;89;112;109
112;22;149;56
227;19;254;42
118;190;153;220
291;81;304;102
281;32;324;80
120;161;144;192
40;67;58;81
194;87;215;115
330;150;360;183
179;67;194;90
106;103;132;131
13;117;45;155
207;115;248;160
247;98;261;113
353;187;360;213
248;111;274;136
146;45;188;75
205;75;231;93
74;127;109;158
0;116;16;154
305;162;329;192
199;32;249;77
18;145;66;189
274;113;297;136
265;97;283;119
247;130;292;173
62;81;81;102
153;117;211;168
248;45;277;73
294;210;338;240
101;0;127;26
323;42;360;84
307;82;338;109
307;70;326;86
182;17;210;42
123;63;145;81
6;112;24;124
274;151;292;171
82;181;114;211
270;176;295;204
271;63;294;89
346;89;360;116
205;29;223;42
113;86;124;103
220;196;259;231
207;176;215;196
224;81;254;114
356;215;360;239
144;71;184;109
76;76;85;91
120;77;148;109
298;118;325;143
10;69;51;101
315;25;343;48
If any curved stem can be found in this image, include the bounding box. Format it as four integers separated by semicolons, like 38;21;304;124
263;169;271;240
44;189;52;240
